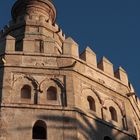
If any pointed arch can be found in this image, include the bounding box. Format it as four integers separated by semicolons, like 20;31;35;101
103;98;124;116
24;75;39;89
24;75;39;104
51;77;67;107
82;87;102;104
81;88;102;118
39;77;66;106
103;98;125;128
39;77;50;93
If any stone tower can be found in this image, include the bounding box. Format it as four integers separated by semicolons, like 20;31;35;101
0;0;140;140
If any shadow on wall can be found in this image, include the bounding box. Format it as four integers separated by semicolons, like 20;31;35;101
0;45;5;139
4;107;137;140
36;109;136;140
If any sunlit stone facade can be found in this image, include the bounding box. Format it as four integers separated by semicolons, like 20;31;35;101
0;0;140;140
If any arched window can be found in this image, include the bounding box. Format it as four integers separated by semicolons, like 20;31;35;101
104;136;112;140
109;107;118;122
21;85;31;99
47;86;57;100
87;96;96;111
33;120;47;139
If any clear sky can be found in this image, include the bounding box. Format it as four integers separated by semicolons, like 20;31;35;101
0;0;140;97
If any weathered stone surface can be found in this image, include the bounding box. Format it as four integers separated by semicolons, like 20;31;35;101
0;0;139;140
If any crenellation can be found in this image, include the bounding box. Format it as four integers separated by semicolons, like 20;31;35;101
63;37;79;57
98;56;114;76
0;35;15;54
57;28;65;40
80;46;97;67
138;98;140;109
7;11;65;43
23;38;35;53
61;42;130;84
129;83;135;93
0;18;65;50
54;23;59;30
49;22;59;32
44;38;61;55
5;35;15;52
114;66;128;85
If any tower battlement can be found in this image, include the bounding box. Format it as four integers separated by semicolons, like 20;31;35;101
62;37;129;87
0;17;65;43
0;34;133;90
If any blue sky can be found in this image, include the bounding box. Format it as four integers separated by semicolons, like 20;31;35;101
0;0;140;97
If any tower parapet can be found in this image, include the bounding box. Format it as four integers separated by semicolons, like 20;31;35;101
80;47;97;67
63;37;79;58
98;56;114;76
115;66;128;85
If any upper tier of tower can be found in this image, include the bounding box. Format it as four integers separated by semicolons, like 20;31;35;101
0;0;65;53
11;0;56;23
0;0;139;97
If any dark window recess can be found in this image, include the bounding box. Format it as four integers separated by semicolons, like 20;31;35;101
33;120;47;139
104;136;112;140
47;86;57;100
21;85;31;99
109;107;118;122
15;40;23;51
87;96;96;111
35;40;44;53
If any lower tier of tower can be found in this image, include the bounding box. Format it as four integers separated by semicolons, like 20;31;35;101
0;105;136;140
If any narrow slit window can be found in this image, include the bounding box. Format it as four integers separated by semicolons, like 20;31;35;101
87;96;96;111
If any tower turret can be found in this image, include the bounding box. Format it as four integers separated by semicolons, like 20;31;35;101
11;0;56;23
0;0;65;54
